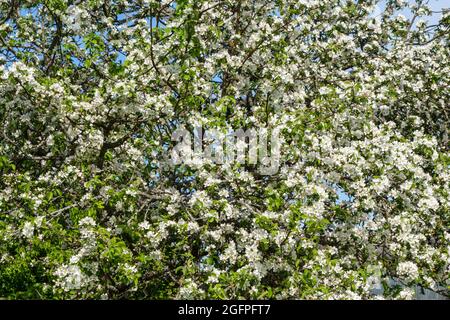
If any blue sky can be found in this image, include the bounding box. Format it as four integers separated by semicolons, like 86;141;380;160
396;0;448;25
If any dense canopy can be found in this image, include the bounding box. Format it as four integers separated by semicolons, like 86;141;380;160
0;0;449;299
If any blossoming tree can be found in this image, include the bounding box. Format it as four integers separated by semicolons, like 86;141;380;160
0;0;449;299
